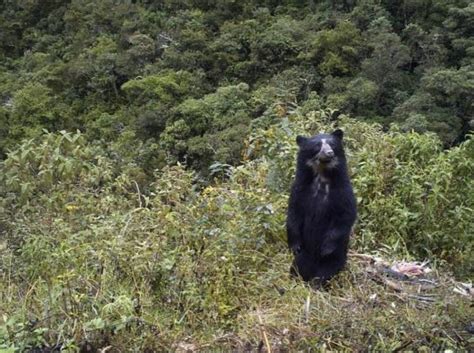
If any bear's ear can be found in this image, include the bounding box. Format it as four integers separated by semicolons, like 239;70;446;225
296;135;307;146
332;129;344;140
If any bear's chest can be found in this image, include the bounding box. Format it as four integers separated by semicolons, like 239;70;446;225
302;181;335;221
311;179;331;202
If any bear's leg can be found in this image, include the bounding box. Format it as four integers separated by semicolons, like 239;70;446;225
290;250;318;282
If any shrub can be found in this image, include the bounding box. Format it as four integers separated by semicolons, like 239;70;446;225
0;112;471;350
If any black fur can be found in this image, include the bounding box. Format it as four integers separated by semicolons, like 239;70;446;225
287;129;357;283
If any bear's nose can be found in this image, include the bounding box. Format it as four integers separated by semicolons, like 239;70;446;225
325;150;334;158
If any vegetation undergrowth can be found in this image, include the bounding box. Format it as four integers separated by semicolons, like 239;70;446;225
0;111;472;351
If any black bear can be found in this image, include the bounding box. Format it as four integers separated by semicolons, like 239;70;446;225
287;129;357;283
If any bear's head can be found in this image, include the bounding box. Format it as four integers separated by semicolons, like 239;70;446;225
296;129;345;174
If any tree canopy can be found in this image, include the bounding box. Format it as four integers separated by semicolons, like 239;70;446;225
0;0;472;166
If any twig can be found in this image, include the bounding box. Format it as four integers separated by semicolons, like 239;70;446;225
304;294;311;324
416;278;438;285
381;278;403;292
393;340;412;352
368;273;403;292
133;180;142;208
348;251;376;259
386;292;407;302
407;294;436;302
257;311;272;353
348;252;381;263
452;330;464;343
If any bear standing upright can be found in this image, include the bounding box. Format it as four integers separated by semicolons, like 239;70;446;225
287;129;357;283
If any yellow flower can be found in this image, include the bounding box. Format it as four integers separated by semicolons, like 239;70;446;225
65;204;79;212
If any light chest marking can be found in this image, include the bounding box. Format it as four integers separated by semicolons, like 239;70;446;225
312;176;330;201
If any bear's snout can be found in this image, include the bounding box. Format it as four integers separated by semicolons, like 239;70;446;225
318;140;335;162
319;149;334;162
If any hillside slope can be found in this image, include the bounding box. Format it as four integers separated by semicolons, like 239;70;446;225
1;111;472;351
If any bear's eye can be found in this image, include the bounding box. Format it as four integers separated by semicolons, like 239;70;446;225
312;142;321;154
329;141;339;150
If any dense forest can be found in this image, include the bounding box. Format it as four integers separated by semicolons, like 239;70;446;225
1;0;473;170
0;0;473;351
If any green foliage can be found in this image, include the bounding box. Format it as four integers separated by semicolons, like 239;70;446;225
1;0;473;162
443;2;474;65
250;16;304;69
304;21;364;76
359;17;411;115
393;91;464;145
326;76;379;118
0;114;472;350
1;131;116;211
121;70;203;105
0;1;473;350
161;83;252;172
8;83;58;144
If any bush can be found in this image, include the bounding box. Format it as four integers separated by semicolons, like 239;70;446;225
0;112;472;350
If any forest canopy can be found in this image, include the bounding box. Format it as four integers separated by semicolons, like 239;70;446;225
0;0;473;172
